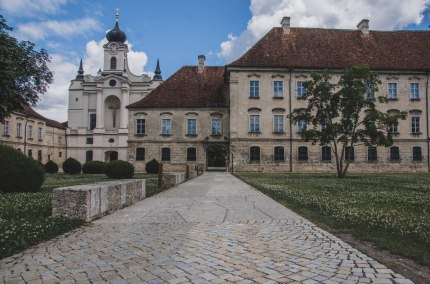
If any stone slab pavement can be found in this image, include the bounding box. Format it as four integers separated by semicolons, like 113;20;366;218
0;172;413;283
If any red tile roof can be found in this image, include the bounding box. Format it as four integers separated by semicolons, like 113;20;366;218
127;66;228;109
17;106;67;130
229;27;430;71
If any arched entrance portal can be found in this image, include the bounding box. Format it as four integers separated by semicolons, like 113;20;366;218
105;151;118;162
206;145;227;171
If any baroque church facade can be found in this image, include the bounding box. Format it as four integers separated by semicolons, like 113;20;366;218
4;15;430;173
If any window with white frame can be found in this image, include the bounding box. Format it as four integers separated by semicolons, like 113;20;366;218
136;119;145;134
249;81;260;98
273;81;283;97
212;118;222;135
187;119;197;135
387;83;397;99
365;84;375;100
161;118;171;134
388;123;398;134
297;81;307;98
412;117;420;133
273;115;284;132
3;121;9;136
38;127;42;140
249;115;260;132
297;120;307;132
16;123;22;137
410;83;419;100
28;125;33;139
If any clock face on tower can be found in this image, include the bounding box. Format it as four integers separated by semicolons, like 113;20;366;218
108;42;119;54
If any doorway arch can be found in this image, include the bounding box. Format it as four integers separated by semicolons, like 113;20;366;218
105;151;118;162
206;145;227;171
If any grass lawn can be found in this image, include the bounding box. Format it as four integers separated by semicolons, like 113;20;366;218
235;172;430;266
0;173;158;259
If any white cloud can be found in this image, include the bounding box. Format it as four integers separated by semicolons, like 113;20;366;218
36;39;150;122
0;0;69;17
17;18;102;40
219;0;430;62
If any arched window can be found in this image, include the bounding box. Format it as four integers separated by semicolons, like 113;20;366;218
321;146;331;161
161;147;170;161
298;146;308;161
136;148;145;161
274;146;284;161
345;146;355;161
412;146;422;161
110;57;117;70
390;146;400;161
250;146;260;162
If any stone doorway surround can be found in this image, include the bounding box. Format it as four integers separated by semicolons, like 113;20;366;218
204;143;228;171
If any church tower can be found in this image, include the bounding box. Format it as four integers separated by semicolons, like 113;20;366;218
66;9;163;164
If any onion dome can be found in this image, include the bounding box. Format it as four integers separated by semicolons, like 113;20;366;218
106;9;127;43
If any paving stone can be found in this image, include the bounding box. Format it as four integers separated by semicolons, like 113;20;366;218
0;173;411;283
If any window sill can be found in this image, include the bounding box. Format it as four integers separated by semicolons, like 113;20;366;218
161;160;171;163
367;160;378;163
160;134;171;137
389;132;400;135
2;135;10;138
389;160;401;163
248;131;261;134
297;160;308;163
210;134;223;137
38;139;43;142
411;132;422;135
185;134;198;137
296;97;307;100
410;98;420;101
27;138;33;141
274;160;286;163
135;159;145;162
135;134;146;137
321;160;332;163
248;96;260;99
273;131;285;134
273;96;284;99
16;136;22;139
388;98;398;101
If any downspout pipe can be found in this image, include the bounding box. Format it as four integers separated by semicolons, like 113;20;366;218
288;69;293;172
426;71;429;172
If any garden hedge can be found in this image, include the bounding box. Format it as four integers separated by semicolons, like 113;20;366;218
105;160;134;179
44;160;59;173
0;145;45;192
82;161;105;174
145;159;160;174
62;157;82;175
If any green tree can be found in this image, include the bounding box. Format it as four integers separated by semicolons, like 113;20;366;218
289;65;406;178
0;15;53;121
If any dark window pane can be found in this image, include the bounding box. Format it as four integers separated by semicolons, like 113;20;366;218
250;146;260;161
136;148;145;161
161;148;170;161
345;146;355;161
298;146;308;161
187;148;197;161
86;137;93;144
322;146;331;161
413;147;422;161
89;113;96;130
390;147;400;161
368;147;377;161
86;150;93;162
274;146;284;161
110;57;117;69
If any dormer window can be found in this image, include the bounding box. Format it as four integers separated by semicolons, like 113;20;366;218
110;57;117;70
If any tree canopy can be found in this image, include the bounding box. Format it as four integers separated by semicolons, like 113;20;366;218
0;15;53;121
289;65;407;178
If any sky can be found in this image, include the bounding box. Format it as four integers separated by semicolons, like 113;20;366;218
1;0;430;122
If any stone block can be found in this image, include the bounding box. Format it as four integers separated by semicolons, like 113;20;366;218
52;180;145;221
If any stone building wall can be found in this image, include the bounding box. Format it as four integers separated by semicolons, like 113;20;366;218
229;68;430;172
128;108;229;172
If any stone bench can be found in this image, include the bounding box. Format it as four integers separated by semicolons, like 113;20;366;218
52;180;145;221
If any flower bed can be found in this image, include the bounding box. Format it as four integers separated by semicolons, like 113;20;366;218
235;172;430;265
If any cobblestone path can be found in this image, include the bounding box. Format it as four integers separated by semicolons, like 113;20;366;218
1;172;412;283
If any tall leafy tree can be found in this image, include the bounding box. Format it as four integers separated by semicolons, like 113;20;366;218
0;15;53;121
289;65;406;178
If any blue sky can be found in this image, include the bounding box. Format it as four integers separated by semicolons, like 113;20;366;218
0;0;429;121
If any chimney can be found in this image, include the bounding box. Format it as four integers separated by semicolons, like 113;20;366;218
197;55;205;73
357;19;369;36
281;17;291;34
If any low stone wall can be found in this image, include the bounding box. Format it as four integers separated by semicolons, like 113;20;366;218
52;180;145;221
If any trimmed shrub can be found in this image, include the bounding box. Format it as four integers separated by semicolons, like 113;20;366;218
45;160;59;173
62;157;82;175
105;160;134;179
145;159;160;174
83;161;105;174
0;145;45;193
